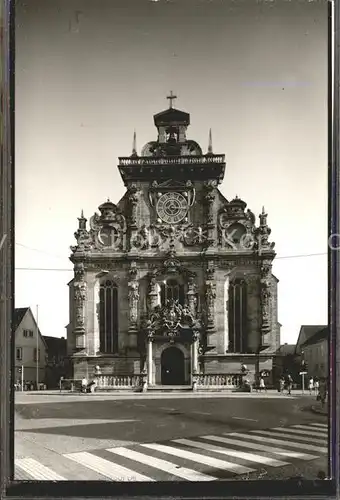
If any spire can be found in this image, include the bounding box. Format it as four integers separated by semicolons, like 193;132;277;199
78;209;87;230
131;130;137;156
166;90;177;109
208;128;213;154
259;206;268;226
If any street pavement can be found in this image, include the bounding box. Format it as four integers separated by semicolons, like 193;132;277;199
14;391;328;482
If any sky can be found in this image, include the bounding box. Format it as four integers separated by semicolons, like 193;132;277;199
15;0;328;344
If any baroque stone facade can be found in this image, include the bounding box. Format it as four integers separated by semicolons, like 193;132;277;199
66;96;281;390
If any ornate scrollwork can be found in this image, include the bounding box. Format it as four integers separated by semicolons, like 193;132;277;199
86;200;127;251
142;299;199;340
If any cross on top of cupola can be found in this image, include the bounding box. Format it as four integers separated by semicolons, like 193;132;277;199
167;90;177;109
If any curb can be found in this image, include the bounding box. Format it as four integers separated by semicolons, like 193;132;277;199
311;404;328;416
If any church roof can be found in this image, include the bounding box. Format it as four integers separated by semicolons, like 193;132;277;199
153;108;190;127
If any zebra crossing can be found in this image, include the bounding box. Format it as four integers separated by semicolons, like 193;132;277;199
15;422;328;481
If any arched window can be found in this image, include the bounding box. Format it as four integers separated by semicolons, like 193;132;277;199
99;280;118;353
160;279;185;306
228;279;248;353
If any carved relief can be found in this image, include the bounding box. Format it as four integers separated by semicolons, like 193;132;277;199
143;299;199;341
73;264;87;334
127;183;139;228
204;180;217;245
128;261;139;330
187;277;197;316
260;261;272;336
205;261;216;333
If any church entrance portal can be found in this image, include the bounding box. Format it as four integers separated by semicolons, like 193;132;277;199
161;347;186;385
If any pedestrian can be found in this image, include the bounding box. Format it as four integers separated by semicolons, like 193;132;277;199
308;377;314;395
286;374;293;395
279;377;285;393
318;377;327;407
314;378;319;395
259;376;266;392
81;377;88;393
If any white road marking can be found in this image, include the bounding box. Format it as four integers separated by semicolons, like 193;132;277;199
133;404;146;407
230;433;327;453
107;446;216;481
142;443;255;475
203;435;317;460
250;430;327;444
291;424;328;433
64;451;154;481
172;438;289;467
232;416;258;422
159;407;176;411
272;427;327;438
15;458;66;481
191;411;211;415
309;423;328;428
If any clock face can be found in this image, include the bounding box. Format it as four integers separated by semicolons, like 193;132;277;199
156;192;188;224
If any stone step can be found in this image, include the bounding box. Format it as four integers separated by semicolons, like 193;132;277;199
147;385;193;392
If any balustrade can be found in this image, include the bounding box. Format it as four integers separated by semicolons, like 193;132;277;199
95;374;142;390
196;373;243;388
119;155;225;167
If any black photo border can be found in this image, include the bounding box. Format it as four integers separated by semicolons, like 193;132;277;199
1;0;339;499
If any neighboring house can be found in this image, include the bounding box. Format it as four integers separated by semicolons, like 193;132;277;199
14;307;47;387
43;336;69;388
295;325;326;356
300;326;328;379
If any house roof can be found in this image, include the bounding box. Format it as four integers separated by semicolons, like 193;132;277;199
295;325;326;353
301;326;328;348
13;307;29;331
43;336;67;355
275;344;296;356
13;307;48;349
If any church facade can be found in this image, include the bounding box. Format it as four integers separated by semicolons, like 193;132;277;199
66;95;281;391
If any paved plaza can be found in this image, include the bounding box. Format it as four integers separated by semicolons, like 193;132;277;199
14;391;328;482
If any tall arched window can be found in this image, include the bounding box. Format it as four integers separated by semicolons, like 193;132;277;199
99;280;118;353
228;279;248;353
160;279;185;306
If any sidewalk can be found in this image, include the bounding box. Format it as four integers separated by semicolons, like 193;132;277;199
15;389;306;404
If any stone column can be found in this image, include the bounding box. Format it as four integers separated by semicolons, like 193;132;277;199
205;261;216;346
93;279;100;355
260;261;272;347
224;275;229;353
192;331;199;391
128;262;139;350
74;262;87;350
147;337;153;385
